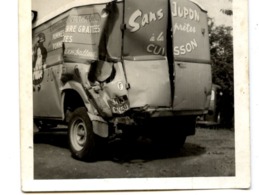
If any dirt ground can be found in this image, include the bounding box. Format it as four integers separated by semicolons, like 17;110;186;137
33;127;235;179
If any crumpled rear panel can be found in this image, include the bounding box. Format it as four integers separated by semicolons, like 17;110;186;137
124;58;171;108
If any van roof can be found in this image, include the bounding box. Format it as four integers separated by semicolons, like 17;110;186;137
32;0;207;28
189;0;207;13
32;0;121;28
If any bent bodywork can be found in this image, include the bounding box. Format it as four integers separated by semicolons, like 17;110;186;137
32;0;212;160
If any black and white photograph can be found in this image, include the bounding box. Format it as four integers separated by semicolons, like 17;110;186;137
19;0;250;192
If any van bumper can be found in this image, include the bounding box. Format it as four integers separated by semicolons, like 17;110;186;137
129;107;207;118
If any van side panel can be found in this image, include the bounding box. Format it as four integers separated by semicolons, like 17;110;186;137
33;65;63;118
33;14;67;118
62;5;106;63
106;1;123;60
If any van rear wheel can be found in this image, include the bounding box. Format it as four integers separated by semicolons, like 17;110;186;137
68;107;96;161
172;133;187;149
149;117;194;151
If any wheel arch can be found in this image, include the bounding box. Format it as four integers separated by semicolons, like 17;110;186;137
61;81;92;116
61;81;109;138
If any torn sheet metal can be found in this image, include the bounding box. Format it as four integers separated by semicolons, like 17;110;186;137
32;0;212;120
122;0;171;108
63;5;107;63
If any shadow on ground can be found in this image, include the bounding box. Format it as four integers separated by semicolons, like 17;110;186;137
34;128;69;149
34;129;206;163
102;139;206;163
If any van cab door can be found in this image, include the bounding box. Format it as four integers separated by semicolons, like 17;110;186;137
170;0;212;112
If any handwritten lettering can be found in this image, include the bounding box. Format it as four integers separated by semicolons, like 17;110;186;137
52;41;63;50
68;15;100;23
128;9;164;32
64;48;96;59
65;25;77;33
174;39;198;55
147;44;165;55
173;23;196;35
77;25;100;33
65;25;100;33
52;30;64;40
63;35;73;43
172;2;199;21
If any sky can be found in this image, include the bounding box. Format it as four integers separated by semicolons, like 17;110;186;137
194;0;232;26
32;0;233;27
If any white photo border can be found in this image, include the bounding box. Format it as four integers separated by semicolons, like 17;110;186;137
20;0;250;192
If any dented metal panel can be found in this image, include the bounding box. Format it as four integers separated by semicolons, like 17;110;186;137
32;0;212;122
63;5;107;62
105;1;123;60
124;58;171;108
122;0;172;108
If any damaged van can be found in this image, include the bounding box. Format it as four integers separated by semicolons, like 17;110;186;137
32;0;212;160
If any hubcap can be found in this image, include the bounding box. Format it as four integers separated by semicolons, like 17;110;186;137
71;118;87;151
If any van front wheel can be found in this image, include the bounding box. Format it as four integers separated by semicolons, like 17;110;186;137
68;107;96;161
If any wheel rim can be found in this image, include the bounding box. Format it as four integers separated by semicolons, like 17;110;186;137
70;117;87;151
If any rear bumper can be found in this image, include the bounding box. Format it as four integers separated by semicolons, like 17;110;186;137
129;107;207;118
110;107;198;136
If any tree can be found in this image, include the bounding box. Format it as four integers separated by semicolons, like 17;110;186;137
208;18;234;128
220;9;233;16
220;0;233;16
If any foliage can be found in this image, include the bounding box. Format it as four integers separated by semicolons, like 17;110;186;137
208;18;234;128
220;0;233;16
220;9;233;16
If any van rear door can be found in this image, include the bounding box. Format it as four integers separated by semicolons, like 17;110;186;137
170;0;212;112
123;0;172;108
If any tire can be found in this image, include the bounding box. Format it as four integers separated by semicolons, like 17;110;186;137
153;129;187;154
146;117;188;152
162;129;187;151
68;107;96;161
171;133;187;149
171;117;196;149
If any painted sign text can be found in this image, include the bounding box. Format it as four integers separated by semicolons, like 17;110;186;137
171;1;200;21
174;38;198;55
128;9;164;32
